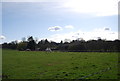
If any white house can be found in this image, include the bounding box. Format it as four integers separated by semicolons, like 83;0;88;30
45;48;52;52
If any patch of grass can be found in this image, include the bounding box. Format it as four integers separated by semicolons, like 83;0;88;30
2;49;118;79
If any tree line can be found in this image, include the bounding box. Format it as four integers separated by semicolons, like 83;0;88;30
1;36;120;52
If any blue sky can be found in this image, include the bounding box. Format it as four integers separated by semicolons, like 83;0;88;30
1;0;119;43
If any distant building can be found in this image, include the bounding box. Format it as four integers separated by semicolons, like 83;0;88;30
26;49;31;51
45;48;52;52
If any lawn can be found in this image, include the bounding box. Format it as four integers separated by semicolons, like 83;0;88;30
2;49;118;79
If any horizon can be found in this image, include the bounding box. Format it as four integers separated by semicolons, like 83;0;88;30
0;0;119;44
0;35;120;44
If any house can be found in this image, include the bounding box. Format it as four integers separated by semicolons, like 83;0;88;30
45;48;52;52
26;49;31;51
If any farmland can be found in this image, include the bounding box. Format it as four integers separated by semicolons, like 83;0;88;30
2;49;118;79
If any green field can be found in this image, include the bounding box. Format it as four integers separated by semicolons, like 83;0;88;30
2;49;118;79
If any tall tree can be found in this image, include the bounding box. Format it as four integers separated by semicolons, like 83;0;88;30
27;36;36;51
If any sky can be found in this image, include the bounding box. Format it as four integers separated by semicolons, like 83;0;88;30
0;0;120;43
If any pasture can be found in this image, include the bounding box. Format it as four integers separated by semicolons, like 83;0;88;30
2;49;118;79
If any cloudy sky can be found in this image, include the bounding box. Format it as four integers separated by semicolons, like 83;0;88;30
1;0;119;43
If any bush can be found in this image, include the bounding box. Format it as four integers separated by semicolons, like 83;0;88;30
17;42;27;51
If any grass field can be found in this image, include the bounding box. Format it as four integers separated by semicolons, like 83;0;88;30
2;49;118;79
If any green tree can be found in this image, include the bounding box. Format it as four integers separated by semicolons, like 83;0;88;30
27;36;36;50
17;42;27;51
68;44;86;51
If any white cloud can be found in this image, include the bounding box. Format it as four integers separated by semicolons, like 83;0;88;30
46;27;118;42
65;25;74;29
0;35;6;40
48;26;63;31
16;40;22;43
47;32;75;42
63;0;119;16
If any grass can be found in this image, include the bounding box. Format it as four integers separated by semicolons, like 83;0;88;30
2;49;118;79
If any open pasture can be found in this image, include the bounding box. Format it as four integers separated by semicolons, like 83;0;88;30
2;49;118;79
